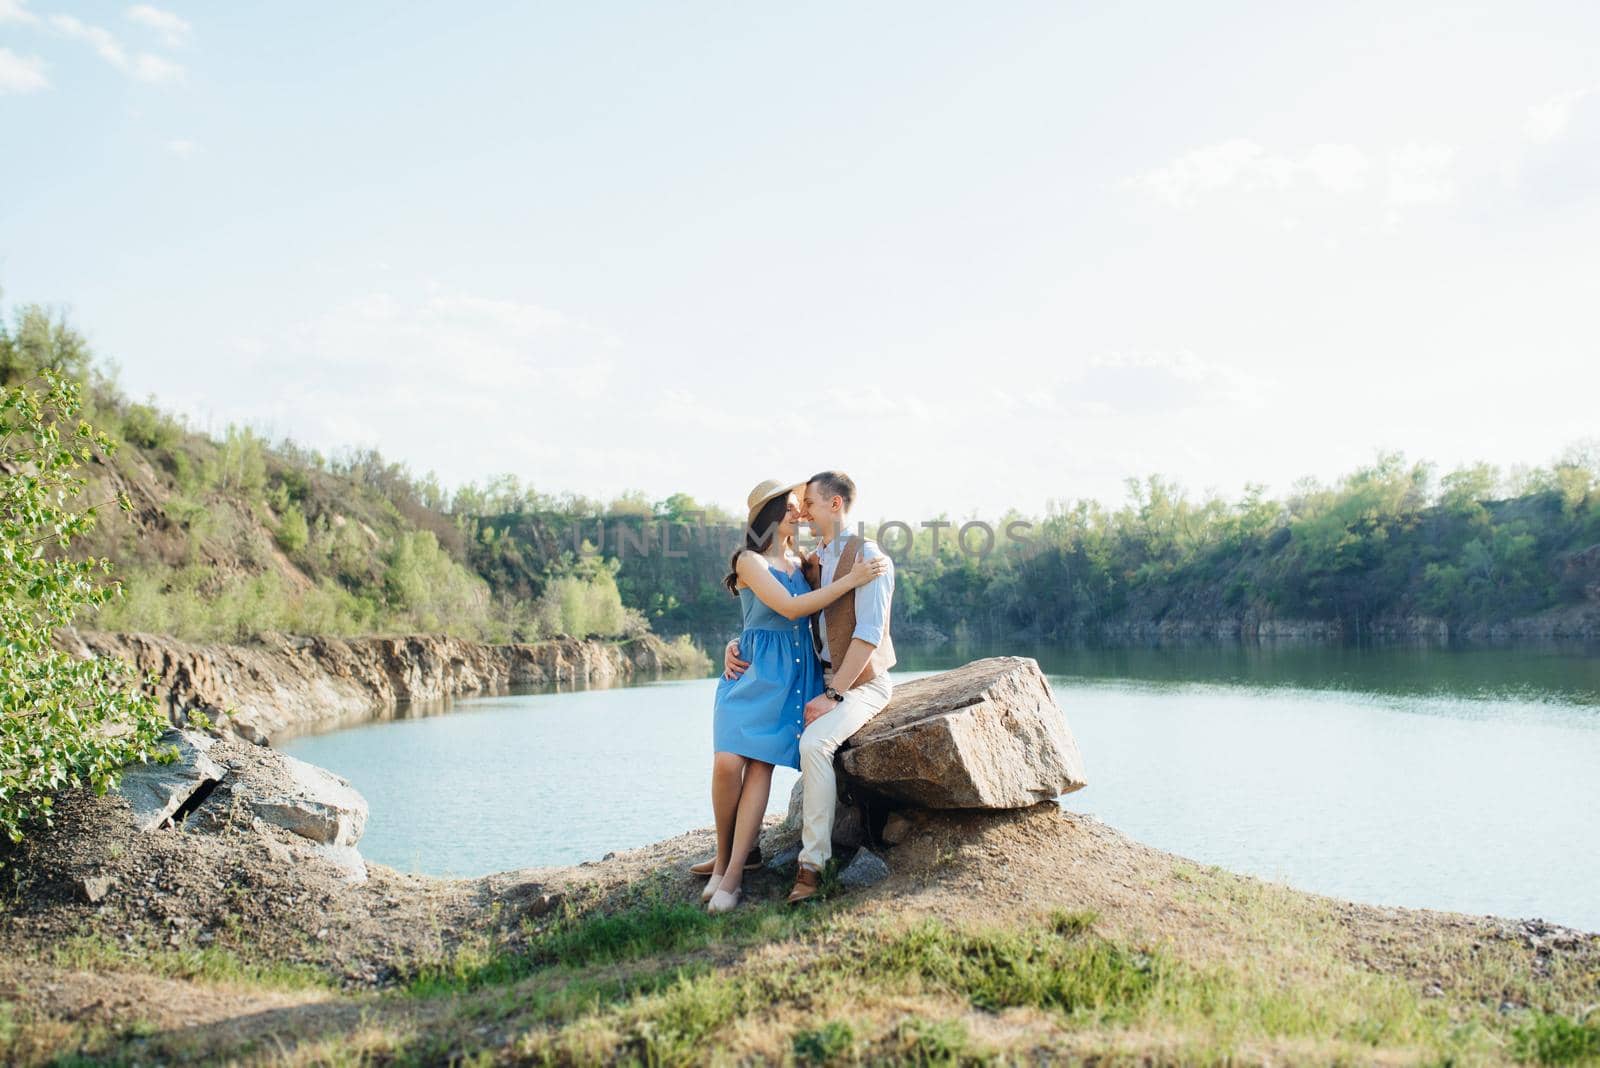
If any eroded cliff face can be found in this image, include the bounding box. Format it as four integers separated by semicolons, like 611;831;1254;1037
58;630;707;744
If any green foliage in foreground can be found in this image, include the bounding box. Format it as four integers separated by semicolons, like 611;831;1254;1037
0;368;167;843
1514;1010;1600;1066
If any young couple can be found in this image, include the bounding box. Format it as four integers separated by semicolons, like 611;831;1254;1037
691;470;897;914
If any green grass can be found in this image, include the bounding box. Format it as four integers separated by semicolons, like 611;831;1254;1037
890;1017;973;1066
51;934;333;993
410;900;1498;1065
404;888;836;997
855;909;1165;1019
1513;1010;1600;1066
792;1019;856;1064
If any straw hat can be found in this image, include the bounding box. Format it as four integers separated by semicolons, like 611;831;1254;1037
745;478;803;525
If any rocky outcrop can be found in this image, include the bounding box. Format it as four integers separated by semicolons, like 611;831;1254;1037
58;630;708;744
116;728;372;882
839;657;1086;809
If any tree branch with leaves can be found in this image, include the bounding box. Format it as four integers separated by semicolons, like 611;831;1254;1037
1;369;168;844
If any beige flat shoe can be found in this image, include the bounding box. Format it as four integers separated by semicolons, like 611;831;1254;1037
700;873;722;903
707;887;742;914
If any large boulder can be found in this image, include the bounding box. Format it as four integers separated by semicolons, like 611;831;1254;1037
244;752;368;849
114;729;370;883
839;657;1086;809
115;730;227;832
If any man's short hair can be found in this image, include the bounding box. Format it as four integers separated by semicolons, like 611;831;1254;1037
808;470;856;511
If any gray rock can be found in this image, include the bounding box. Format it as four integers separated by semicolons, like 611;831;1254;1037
778;778;865;849
79;875;114;904
839;657;1087;809
245;751;367;848
115;729;226;832
764;845;801;873
832;801;866;850
306;842;368;884
780;779;804;835
838;848;890;888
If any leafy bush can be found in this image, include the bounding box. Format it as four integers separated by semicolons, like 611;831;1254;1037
0;369;167;843
792;1020;856;1064
118;401;180;451
1512;1010;1600;1065
91;566;380;642
383;529;491;633
536;557;629;637
275;503;310;554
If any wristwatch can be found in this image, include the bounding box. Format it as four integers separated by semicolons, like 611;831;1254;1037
824;687;845;702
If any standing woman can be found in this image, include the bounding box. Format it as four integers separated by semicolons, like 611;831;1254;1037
700;479;887;913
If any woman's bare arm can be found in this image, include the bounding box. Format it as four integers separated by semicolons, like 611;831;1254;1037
734;551;888;620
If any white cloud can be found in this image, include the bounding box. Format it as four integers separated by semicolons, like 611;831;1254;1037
0;0;38;25
1303;143;1371;193
982;353;1267;423
1525;87;1594;144
1126;140;1372;208
286;290;620;401
0;47;48;93
130;51;182;82
126;4;191;47
1386;142;1455;207
189;287;703;492
49;12;184;84
165;137;198;157
1129;138;1464;223
1125;139;1294;207
822;383;936;421
1063;351;1267;416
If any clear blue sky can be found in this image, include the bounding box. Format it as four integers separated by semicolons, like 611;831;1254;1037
4;1;1598;520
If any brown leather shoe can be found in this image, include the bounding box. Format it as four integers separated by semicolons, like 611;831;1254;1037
787;864;821;905
689;846;763;876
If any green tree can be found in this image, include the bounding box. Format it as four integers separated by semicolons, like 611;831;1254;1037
275;503;310;554
1;369;167;843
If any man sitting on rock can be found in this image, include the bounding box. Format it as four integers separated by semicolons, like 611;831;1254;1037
724;470;895;905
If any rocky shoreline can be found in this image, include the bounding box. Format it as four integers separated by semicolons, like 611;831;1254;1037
57;629;710;744
1085;605;1600;644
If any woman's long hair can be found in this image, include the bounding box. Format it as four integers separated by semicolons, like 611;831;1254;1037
724;493;793;594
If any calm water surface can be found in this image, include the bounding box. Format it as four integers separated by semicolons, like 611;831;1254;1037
279;642;1600;930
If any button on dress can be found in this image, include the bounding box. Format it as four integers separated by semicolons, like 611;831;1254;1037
712;564;823;770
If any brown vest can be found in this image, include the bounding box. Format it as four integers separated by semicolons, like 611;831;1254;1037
802;535;895;686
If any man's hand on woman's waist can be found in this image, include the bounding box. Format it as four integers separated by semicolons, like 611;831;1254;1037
723;638;749;680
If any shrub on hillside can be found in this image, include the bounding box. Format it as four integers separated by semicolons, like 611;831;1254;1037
535;558;632;637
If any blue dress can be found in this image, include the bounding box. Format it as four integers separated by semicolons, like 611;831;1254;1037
712;563;824;770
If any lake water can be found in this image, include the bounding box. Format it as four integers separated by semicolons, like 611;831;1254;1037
279;642;1600;931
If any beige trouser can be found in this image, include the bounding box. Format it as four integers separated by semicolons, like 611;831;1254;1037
798;671;893;871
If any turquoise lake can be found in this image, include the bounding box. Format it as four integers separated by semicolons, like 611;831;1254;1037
279;642;1600;931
